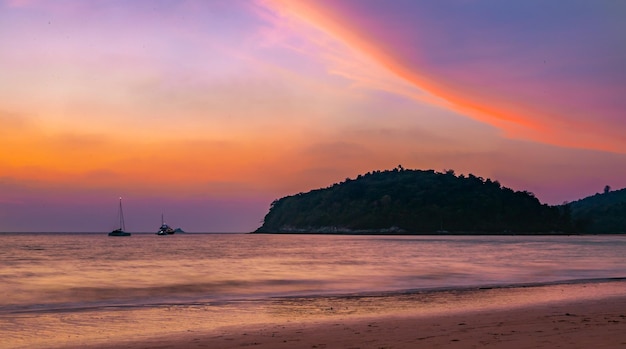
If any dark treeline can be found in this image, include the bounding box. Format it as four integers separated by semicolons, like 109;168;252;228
255;167;584;234
568;187;626;234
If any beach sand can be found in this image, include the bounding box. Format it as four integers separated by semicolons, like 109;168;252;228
68;296;626;349
3;281;624;348
200;297;626;349
47;281;626;349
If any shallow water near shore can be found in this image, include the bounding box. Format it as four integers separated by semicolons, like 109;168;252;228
1;233;625;348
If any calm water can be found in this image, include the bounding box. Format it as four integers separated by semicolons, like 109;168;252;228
1;233;625;314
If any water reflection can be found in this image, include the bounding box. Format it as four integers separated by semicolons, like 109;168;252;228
0;234;624;312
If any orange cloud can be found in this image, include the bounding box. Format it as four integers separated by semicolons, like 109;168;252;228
262;0;626;154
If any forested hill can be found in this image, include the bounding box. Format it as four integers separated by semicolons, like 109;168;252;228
255;168;572;234
569;187;626;234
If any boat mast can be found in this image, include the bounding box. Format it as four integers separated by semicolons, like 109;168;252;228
119;197;126;231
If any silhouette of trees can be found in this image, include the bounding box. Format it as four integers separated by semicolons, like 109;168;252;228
569;187;626;233
255;168;573;234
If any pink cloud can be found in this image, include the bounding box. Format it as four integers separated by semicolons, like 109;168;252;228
262;0;626;153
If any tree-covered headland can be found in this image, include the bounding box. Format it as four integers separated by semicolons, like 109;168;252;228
568;186;626;234
255;167;587;234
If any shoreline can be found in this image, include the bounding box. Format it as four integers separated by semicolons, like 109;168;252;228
4;277;625;317
71;290;626;349
250;231;626;235
20;280;620;349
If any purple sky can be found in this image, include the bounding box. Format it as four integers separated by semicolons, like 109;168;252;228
1;0;625;232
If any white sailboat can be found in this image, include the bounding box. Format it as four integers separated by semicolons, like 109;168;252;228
156;214;175;235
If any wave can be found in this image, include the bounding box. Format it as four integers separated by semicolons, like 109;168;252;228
4;276;624;316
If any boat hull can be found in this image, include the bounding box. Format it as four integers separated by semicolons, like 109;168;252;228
109;229;131;236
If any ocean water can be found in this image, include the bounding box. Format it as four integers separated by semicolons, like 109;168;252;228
1;233;625;312
1;233;625;348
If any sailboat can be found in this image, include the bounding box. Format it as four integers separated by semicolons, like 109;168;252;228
156;214;175;235
108;197;131;236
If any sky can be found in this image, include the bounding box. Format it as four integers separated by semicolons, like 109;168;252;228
1;0;625;232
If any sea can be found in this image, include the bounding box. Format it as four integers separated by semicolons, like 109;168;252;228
1;233;625;348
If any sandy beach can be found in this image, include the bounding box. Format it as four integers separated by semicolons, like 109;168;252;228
49;281;626;349
97;299;625;349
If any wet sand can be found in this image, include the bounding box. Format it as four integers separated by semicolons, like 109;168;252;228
56;282;626;349
195;297;626;349
67;296;626;349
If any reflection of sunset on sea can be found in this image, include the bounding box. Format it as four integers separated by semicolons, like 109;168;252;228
1;0;625;232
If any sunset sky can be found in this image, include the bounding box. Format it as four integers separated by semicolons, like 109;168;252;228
2;0;625;232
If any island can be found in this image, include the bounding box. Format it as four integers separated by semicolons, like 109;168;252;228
254;167;625;234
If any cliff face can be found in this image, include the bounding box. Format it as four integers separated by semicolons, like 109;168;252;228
255;168;572;234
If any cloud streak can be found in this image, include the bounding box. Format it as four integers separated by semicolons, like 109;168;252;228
262;0;626;152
